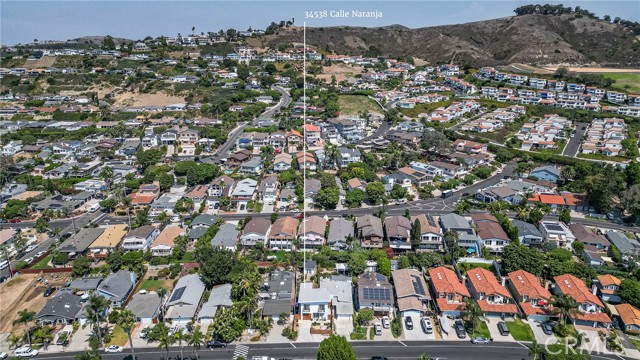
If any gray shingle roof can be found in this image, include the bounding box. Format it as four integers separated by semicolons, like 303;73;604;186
58;228;105;253
97;270;136;303
126;292;161;319
328;219;354;244
606;231;640;255
37;290;83;323
440;213;472;231
211;223;239;249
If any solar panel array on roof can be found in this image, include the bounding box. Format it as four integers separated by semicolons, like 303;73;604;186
169;286;186;302
411;275;426;296
427;216;437;228
546;224;564;231
363;287;391;300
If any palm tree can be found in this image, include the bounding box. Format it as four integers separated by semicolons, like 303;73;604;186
516;206;528;221
8;332;22;349
99;166;114;191
157;287;168;320
527;340;545;360
463;298;483;337
33;326;53;350
86;295;109;349
13;309;36;346
188;326;206;360
173;327;187;360
116;310;136;360
156;323;173;360
550;294;578;325
75;350;102;360
574;331;586;351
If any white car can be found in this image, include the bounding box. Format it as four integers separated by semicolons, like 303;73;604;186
25;244;38;253
35;251;46;258
24;257;34;264
0;351;8;359
381;316;390;329
104;345;123;353
14;347;38;357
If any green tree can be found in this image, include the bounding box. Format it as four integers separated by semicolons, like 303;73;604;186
501;244;544;276
86;295;109;349
75;351;102;360
35;217;49;233
102;35;116;50
559;207;571;224
357;308;374;325
173;328;187;360
571;241;585;255
345;189;365;208
99;198;117;212
317;335;356;360
188;326;206;360
156;322;174;360
317;187;340;210
550;294;578;325
13;309;36;346
527;341;545;360
365;182;386;205
116;310;136;360
72;257;91;277
463;298;483;336
619;279;640;308
198;247;235;287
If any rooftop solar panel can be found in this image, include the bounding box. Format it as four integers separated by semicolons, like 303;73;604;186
363;287;391;300
411;275;426;296
169;286;186;302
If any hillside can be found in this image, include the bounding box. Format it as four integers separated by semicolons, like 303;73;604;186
266;14;640;67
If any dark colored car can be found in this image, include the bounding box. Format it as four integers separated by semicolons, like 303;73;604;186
404;316;413;330
44;287;56;297
8;219;21;223
371;357;389;360
454;320;467;339
497;321;510;336
541;322;554;335
207;340;227;348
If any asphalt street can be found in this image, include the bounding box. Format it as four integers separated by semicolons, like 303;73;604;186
32;340;636;360
562;123;588;157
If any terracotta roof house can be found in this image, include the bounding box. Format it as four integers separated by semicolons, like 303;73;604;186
466;268;519;317
428;266;470;316
392;269;431;317
615;304;640;334
150;226;185;257
298;216;327;249
268;217;298;251
507;270;556;321
595;274;621;304
185;185;209;202
129;181;160;206
384;216;412;250
357;215;384;248
552;274;612;327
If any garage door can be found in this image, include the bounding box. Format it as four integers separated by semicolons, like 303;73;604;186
402;310;422;318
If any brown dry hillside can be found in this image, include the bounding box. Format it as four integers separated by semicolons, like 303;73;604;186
268;14;640;67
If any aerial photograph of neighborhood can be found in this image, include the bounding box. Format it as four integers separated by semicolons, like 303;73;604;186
0;1;639;359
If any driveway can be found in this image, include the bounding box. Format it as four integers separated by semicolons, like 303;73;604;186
65;324;93;352
266;323;289;343
575;327;608;354
484;317;515;342
530;321;558;345
438;316;467;341
562;123;587;157
334;319;353;338
295;321;328;343
261;202;274;214
403;315;436;341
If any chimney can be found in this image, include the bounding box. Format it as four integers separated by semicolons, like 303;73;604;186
501;277;506;287
592;284;598;296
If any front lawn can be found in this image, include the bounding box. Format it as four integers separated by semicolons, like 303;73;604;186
31;254;53;269
631;338;640;351
108;325;128;346
467;320;491;338
138;279;172;292
505;319;536;341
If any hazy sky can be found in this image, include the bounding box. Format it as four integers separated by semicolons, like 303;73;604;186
2;1;638;45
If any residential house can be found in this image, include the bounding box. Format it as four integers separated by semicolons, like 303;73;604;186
512;220;544;247
304;178;321;203
412;214;444;252
129;181;161;207
296;151;317;171
185;185;209;204
126;292;162;324
595;274;622;304
96;270;136;307
530;166;561;184
191;214;219;229
471;214;510;253
615;304;640;334
569;224;610;251
357;215;384;248
258;176;279;203
273;152;292;171
241;218;271;247
385;216;412;251
37;290;84;325
231;179;257;202
336;147;362;168
302;124;321;146
428;266;470;316
539;221;576;249
121;225;159;251
57;228;105;256
268;216;298;251
239;157;263;174
298;216;327;250
297;278;353;321
1;183;27;198
88;224;128;254
392;269;431;317
552;274;612;328
198;284;234;324
606;231;640;257
211;223;239;252
507;270;555;321
150;225;184;257
583;245;606;267
327;218;353;251
262;270;295;320
208;175;235;198
466;268;519;317
165;274;206;323
356;272;394;315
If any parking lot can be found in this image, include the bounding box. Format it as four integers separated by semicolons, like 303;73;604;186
402;315;436;341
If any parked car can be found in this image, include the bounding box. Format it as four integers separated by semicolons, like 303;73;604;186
381;316;390;329
35;251;46;258
25;244;37;253
370;357;389;360
104;345;123;353
374;323;382;336
540;322;554;335
8;219;21;223
471;337;492;344
454;320;466;339
421;317;433;334
14;347;38;357
207;340;227;348
24;257;34;264
0;352;8;359
497;321;510;336
404;316;413;330
43;287;56;297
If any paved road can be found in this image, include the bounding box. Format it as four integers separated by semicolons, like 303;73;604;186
255;85;292;124
0;211;107;279
33;340;634;360
562;123;588;157
211;123;249;162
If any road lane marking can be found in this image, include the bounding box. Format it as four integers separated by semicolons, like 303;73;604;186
290;342;297;348
398;341;408;347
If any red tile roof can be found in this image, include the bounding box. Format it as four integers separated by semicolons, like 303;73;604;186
508;270;552;300
477;300;519;314
467;268;512;299
429;266;470;297
554;274;604;308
